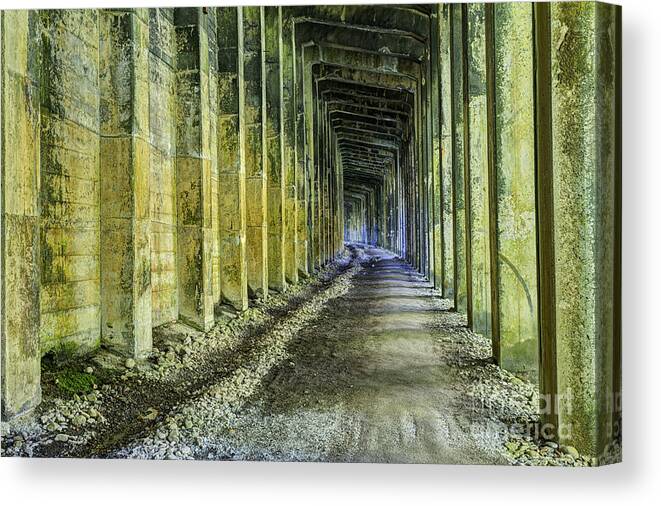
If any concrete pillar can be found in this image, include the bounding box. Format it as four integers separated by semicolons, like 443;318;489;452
281;13;298;284
450;4;468;315
439;4;455;302
295;41;310;277
535;2;620;460
243;6;268;299
265;7;286;292
99;9;152;357
148;9;179;327
207;10;221;308
174;8;214;331
430;6;443;291
490;2;539;379
466;3;493;339
39;11;101;354
217;7;248;311
0;10;42;420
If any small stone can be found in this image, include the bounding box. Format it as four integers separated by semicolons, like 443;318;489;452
125;358;136;369
184;419;193;429
72;414;87;427
167;430;180;443
85;366;94;374
46;422;59;432
561;445;580;459
13;439;24;449
544;441;559;449
55;434;69;443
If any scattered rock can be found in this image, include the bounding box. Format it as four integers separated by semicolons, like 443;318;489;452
125;358;136;369
55;434;69;443
561;445;580;459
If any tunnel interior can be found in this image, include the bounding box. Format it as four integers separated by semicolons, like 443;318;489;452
1;3;620;460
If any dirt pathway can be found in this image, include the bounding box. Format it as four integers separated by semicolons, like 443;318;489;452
114;246;527;463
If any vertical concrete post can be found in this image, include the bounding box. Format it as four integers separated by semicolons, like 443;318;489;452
281;12;299;284
295;40;311;276
450;4;468;314
491;2;538;379
430;6;443;291
265;7;286;292
537;2;620;459
99;9;153;357
217;7;248;311
466;3;492;339
243;6;268;299
174;8;214;331
1;11;42;420
148;9;179;327
207;9;221;308
39;11;101;354
439;4;455;302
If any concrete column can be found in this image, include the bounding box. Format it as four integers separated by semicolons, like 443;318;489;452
0;11;42;420
39;11;101;355
174;8;214;331
450;4;468;315
295;41;310;276
439;4;455;302
243;6;268;300
207;10;221;308
99;9;152;357
281;12;298;284
536;2;620;460
217;7;248;311
430;6;443;290
148;9;179;327
491;2;538;379
265;7;286;292
466;3;493;339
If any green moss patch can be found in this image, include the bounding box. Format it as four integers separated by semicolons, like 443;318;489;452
55;369;97;395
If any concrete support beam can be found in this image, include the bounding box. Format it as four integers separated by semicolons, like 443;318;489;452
243;6;268;299
265;7;286;292
39;11;101;354
217;7;248;311
0;11;42;420
99;9;152;357
466;3;493;339
536;2;621;459
439;4;455;302
281;13;299;284
148;9;179;327
450;4;468;315
490;2;538;379
242;7;268;298
174;8;214;331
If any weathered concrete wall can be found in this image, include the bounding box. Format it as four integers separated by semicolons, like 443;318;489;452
492;2;538;379
39;10;101;354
